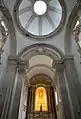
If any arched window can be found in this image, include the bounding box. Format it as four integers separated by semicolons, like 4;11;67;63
35;87;48;111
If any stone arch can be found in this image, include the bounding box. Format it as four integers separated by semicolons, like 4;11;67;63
64;0;81;54
26;64;55;86
18;43;64;87
18;43;64;60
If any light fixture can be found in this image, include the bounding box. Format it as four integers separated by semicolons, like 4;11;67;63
34;0;47;15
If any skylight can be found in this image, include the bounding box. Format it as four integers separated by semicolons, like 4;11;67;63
34;1;47;15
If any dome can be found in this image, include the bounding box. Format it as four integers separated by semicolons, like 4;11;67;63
14;0;64;39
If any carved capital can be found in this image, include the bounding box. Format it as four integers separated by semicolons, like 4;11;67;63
8;55;19;65
62;55;75;67
18;60;29;73
63;55;74;61
53;60;64;72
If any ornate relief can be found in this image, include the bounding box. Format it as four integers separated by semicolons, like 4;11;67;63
0;10;9;52
73;13;81;54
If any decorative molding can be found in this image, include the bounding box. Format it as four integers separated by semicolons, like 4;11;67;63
8;56;19;65
18;43;64;60
63;55;74;61
53;55;74;71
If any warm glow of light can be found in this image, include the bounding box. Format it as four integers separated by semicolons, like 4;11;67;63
35;87;48;111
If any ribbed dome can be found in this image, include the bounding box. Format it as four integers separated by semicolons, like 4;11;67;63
15;0;64;38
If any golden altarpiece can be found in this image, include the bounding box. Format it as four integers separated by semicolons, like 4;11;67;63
25;74;57;119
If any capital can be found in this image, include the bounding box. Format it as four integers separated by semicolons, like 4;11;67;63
18;60;28;73
52;60;64;72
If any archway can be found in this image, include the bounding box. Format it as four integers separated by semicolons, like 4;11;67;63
17;43;65;119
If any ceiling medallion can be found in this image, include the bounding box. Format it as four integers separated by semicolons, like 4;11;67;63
14;0;65;39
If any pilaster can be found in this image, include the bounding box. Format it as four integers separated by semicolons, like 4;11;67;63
53;60;73;119
0;56;18;119
63;55;81;119
7;60;28;119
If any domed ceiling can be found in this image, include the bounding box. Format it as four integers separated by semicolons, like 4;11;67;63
14;0;65;38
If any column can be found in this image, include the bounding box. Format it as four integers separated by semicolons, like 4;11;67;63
54;60;73;119
64;55;81;119
0;56;18;119
7;61;28;119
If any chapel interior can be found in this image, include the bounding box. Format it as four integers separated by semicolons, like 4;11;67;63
0;0;81;119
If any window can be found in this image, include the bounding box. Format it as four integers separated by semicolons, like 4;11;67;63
35;87;48;111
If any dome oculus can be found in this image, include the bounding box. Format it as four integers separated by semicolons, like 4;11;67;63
34;1;47;15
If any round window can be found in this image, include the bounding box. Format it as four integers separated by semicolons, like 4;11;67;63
34;1;47;16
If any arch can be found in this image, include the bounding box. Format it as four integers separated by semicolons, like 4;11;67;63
65;1;81;54
30;74;52;85
26;64;55;86
18;43;64;60
0;0;16;56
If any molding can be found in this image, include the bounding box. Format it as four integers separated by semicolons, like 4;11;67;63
18;43;64;60
8;55;19;65
8;56;29;73
52;55;74;71
63;55;74;61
